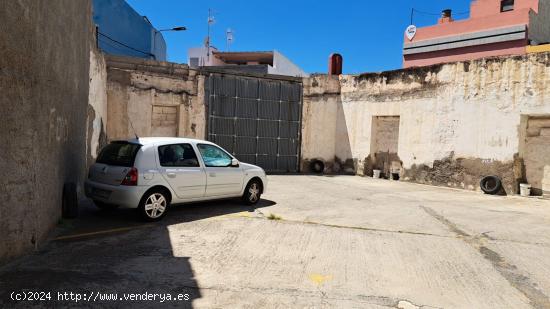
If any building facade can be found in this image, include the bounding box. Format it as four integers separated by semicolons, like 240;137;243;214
188;47;308;77
403;0;550;68
93;0;167;61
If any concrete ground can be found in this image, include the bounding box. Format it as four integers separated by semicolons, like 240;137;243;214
1;175;550;308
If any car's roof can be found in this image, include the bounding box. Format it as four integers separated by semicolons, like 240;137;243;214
122;137;213;146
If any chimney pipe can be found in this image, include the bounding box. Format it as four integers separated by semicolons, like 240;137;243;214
439;9;453;23
328;53;343;76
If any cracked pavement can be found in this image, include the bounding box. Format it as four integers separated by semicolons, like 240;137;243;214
1;175;550;308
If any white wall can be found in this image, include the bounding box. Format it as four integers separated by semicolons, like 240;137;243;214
302;52;550;192
188;47;226;67
269;50;309;77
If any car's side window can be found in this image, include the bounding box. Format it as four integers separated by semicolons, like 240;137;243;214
158;144;200;167
197;144;232;167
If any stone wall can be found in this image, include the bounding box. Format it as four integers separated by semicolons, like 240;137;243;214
302;53;550;194
0;1;93;263
105;55;205;141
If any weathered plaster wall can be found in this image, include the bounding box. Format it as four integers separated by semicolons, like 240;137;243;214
301;75;341;172
105;55;206;141
302;53;550;194
0;1;92;263
87;47;108;163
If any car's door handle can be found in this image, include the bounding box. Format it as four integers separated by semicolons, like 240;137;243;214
209;172;216;177
167;172;176;178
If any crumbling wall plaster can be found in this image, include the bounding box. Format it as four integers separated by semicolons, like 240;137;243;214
302;53;550;193
87;48;108;162
105;56;206;141
300;75;340;171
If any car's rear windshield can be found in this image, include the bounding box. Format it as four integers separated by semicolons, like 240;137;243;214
96;142;141;167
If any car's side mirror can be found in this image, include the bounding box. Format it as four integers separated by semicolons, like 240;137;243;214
231;158;239;167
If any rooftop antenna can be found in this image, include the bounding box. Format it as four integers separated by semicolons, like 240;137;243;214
207;8;215;61
128;118;139;140
226;28;233;51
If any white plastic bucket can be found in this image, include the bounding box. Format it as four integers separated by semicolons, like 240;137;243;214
373;170;381;179
520;183;531;197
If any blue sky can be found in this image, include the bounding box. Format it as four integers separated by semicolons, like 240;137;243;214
127;0;472;74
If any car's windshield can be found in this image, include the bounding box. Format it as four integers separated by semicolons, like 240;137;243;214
96;142;141;167
197;144;232;167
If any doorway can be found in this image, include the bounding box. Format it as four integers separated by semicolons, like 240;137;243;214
523;116;550;196
370;116;401;178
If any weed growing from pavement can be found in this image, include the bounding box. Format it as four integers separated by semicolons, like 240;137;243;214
267;213;282;220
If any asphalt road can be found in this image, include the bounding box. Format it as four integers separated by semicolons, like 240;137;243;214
1;175;550;308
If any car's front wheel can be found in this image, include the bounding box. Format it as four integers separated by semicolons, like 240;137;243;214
243;179;262;205
138;189;170;221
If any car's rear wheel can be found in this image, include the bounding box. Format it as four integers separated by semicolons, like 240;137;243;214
139;190;169;221
93;201;119;211
243;179;262;205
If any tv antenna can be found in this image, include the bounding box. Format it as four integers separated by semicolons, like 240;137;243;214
128;118;139;140
226;28;234;51
206;8;215;61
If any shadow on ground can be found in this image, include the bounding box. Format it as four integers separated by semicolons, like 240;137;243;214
56;198;276;239
0;198;275;308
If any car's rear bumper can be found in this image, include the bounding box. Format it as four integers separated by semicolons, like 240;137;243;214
85;179;147;208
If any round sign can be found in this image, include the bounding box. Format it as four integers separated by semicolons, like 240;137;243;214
406;25;417;41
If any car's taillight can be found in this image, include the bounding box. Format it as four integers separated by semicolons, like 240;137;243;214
121;167;138;186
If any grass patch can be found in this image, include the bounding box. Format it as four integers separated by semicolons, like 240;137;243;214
267;213;282;220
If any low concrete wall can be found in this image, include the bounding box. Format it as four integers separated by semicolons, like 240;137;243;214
105;55;206;141
302;52;550;194
0;1;93;263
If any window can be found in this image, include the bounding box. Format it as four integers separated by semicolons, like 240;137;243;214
158;144;200;167
97;142;141;167
501;0;514;12
197;144;233;167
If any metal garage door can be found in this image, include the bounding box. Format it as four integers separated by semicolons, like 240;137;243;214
206;73;302;173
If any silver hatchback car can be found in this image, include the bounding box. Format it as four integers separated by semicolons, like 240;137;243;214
85;137;267;221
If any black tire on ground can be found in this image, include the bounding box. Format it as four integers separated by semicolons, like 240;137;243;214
310;160;325;174
62;182;78;219
138;188;170;222
480;176;502;195
242;179;262;205
93;201;119;211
